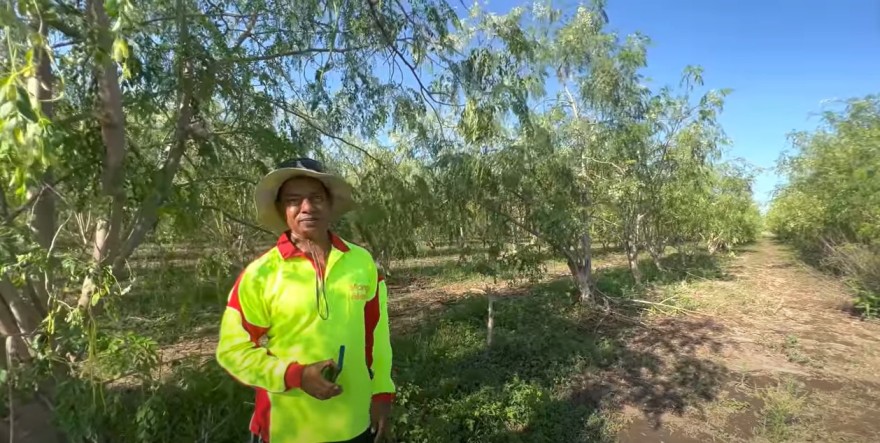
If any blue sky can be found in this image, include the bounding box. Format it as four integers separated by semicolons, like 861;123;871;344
473;0;880;208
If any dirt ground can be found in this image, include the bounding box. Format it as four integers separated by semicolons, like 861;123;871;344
33;237;873;443
313;238;880;442
614;239;880;443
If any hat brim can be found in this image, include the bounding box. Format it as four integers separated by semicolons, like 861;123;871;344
254;168;355;234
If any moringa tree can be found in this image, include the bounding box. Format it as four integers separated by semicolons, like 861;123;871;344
0;0;487;437
431;2;755;301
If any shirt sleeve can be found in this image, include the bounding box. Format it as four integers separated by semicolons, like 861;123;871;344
215;268;304;393
365;269;395;402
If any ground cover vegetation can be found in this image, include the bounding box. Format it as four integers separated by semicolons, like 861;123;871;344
4;0;877;442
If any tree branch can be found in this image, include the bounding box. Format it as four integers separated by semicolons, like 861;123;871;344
140;11;257;26
223;45;372;63
272;101;384;166
484;202;575;265
3;171;77;225
111;0;194;274
365;0;451;109
200;205;272;235
232;13;259;50
45;2;83;39
179;175;257;187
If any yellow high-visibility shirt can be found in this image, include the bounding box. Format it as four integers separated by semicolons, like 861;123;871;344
215;232;395;443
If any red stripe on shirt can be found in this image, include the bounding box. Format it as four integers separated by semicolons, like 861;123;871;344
226;273;269;342
364;273;383;371
226;272;272;441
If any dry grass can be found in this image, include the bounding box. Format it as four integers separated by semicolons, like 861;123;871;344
652;261;785;319
615;239;880;443
753;377;810;443
144;238;880;443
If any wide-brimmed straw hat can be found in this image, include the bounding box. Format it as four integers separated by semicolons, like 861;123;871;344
254;157;355;233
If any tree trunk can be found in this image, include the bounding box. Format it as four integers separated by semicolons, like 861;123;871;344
569;261;592;303
458;225;465;250
26;32;57;251
0;19;56;366
79;212;120;309
486;291;495;348
566;232;593;303
0;292;31;362
648;248;663;271
647;240;664;272
625;239;641;285
625;214;643;285
78;0;130;309
91;0;127;264
26;28;57;317
0;277;41;338
644;220;665;271
112;0;194;275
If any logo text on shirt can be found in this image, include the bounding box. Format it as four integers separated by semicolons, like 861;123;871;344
349;283;371;301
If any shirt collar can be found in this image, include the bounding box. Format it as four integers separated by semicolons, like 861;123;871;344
276;231;350;259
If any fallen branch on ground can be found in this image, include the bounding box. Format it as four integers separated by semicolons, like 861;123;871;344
592;287;704;316
626;298;703;315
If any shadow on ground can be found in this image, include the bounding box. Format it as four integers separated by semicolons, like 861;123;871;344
105;260;232;344
82;249;733;442
390;245;629;290
594;250;734;301
389;256;731;442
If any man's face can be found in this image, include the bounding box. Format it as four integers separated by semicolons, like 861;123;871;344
276;177;332;238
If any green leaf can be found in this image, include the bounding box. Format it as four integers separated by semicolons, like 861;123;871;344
15;94;37;122
4;83;17;101
0;101;14;118
112;38;129;62
13;126;25;144
105;0;120;17
23;49;34;76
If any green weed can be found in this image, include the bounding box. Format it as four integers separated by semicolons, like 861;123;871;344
756;378;808;443
390;288;619;442
36;246;736;442
854;288;880;319
391;257;487;286
782;335;811;366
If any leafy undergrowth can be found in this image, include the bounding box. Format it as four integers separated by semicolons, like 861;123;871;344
389;280;618;442
32;246;737;442
58;280;623;442
821;242;880;318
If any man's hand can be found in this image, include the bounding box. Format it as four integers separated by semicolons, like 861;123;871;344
301;360;342;400
370;400;392;442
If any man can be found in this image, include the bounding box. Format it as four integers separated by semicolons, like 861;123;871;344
216;158;395;443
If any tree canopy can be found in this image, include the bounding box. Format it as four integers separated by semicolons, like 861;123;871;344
767;96;880;316
0;0;766;440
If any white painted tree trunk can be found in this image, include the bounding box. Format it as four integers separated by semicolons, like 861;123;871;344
625;214;643;285
486;292;495;348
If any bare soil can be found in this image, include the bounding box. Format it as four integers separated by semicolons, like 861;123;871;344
146;238;880;442
382;238;880;441
615;239;880;443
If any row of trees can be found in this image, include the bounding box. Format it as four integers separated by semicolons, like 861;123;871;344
339;5;761;302
1;0;760;439
767;96;880;316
